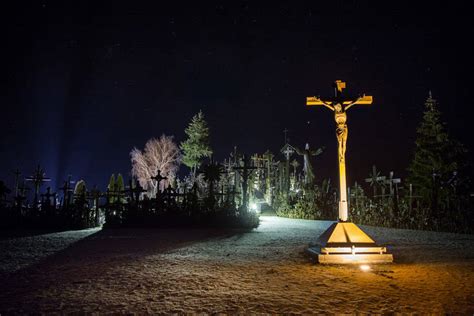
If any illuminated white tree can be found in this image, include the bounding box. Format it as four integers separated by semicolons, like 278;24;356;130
130;135;181;197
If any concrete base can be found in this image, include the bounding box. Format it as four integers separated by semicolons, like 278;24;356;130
307;246;393;264
307;221;393;264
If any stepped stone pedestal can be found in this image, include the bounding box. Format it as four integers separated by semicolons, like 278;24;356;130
307;222;393;264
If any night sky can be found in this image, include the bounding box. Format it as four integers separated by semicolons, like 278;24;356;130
2;2;473;191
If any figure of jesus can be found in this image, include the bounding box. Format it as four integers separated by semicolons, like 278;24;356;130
334;103;348;162
319;100;358;162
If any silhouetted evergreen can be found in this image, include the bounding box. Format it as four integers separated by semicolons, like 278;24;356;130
180;111;213;175
407;93;470;214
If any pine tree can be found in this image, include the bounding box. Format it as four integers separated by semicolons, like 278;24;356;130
180;111;212;175
116;173;125;202
407;92;468;214
116;173;124;193
107;174;116;203
108;174;116;192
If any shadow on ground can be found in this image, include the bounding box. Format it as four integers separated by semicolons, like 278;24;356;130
0;227;249;307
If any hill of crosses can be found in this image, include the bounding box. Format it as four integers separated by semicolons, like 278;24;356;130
0;81;473;314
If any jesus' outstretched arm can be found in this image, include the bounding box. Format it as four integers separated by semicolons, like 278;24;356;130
322;101;335;111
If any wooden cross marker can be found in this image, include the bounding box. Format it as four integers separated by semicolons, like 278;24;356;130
307;80;373;222
365;165;386;197
59;175;75;209
151;170;168;194
233;155;258;210
385;171;401;197
129;180;147;202
283;128;289;144
40;187;57;207
12;169;21;197
26;165;51;206
280;143;295;161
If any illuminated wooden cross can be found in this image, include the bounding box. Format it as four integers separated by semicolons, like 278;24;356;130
307;80;372;221
306;80;392;264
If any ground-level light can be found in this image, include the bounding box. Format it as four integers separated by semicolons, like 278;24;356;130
359;264;371;272
250;203;258;212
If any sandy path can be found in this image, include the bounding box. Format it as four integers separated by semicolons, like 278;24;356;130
0;216;473;314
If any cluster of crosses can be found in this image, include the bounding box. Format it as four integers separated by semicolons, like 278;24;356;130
0;138;330;226
219;141;327;212
1;79;444;232
3;166;103;228
0;151;425;231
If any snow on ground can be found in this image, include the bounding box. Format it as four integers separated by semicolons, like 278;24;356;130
0;216;473;314
0;228;100;275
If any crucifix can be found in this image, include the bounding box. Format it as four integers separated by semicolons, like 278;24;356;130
306;80;392;264
307;80;372;222
280;143;295;194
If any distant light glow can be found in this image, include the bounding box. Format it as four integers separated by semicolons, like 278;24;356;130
250;203;258;212
359;264;371;272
